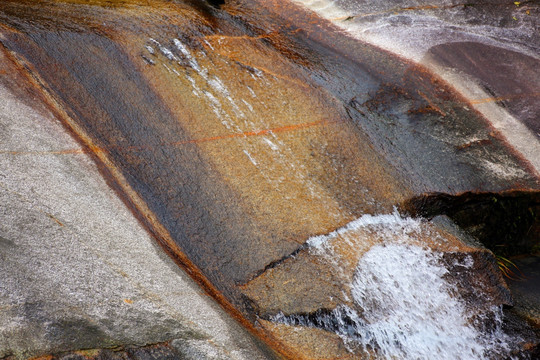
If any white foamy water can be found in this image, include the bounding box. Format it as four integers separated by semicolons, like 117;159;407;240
275;213;522;359
350;244;510;360
306;211;421;249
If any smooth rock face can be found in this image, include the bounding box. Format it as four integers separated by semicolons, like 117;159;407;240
0;0;538;358
293;0;540;334
426;41;540;137
0;48;270;359
317;0;539;60
292;0;540;173
508;255;540;328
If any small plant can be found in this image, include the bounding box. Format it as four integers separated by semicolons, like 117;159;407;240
496;255;526;281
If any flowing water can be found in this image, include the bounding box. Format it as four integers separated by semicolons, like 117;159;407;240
274;213;526;359
1;1;535;358
349;244;512;359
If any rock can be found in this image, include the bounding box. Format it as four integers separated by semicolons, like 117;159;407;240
206;0;225;6
0;42;270;360
401;190;540;257
170;339;229;360
0;0;538;358
425;41;540;137
257;320;354;360
291;0;540;173
507;255;540;327
242;213;513;318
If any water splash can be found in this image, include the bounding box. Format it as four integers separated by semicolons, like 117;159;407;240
349;244;513;359
273;213;524;359
306;210;421;249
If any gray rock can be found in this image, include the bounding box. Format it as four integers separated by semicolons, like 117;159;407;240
0;49;268;360
293;0;540;173
171;339;229;360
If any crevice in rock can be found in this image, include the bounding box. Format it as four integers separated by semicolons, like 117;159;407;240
401;189;540;335
206;0;225;7
240;242;310;286
400;190;540;258
261;306;359;337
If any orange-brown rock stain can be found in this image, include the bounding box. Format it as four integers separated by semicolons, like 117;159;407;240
0;0;536;358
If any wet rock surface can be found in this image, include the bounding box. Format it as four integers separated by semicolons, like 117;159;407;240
507;255;540;328
303;0;540;69
0;46;270;359
426;41;540;137
293;0;540;173
0;0;538;358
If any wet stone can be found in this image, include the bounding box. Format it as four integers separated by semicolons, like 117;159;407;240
507;255;540;328
0;0;539;358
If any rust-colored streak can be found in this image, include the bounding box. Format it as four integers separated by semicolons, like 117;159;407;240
204;34;270;41
0;42;295;360
470;91;540;105
0;118;336;156
29;356;54;360
178;118;332;145
417;90;446;116
47;213;65;227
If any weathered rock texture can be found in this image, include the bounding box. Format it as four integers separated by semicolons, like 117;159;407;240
0;43;271;359
0;0;538;358
293;0;540;340
293;0;540;172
